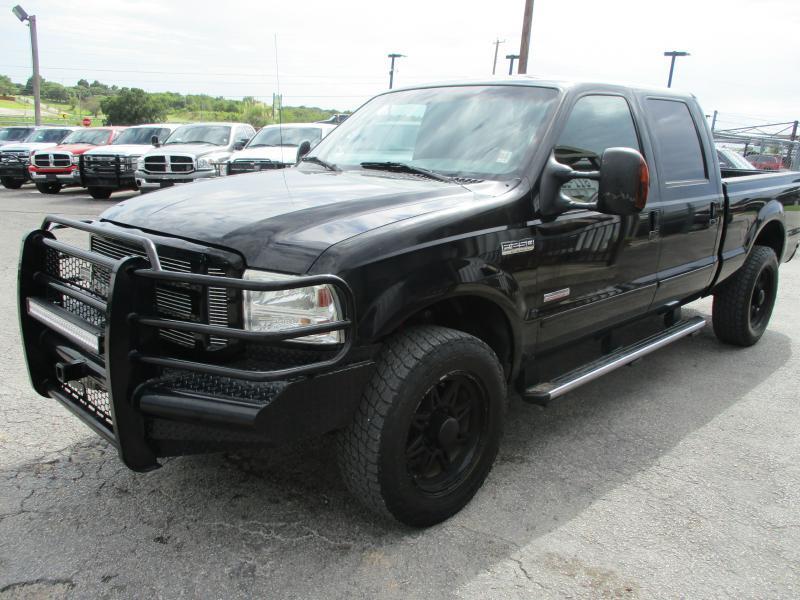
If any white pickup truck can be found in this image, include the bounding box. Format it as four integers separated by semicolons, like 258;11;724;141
80;124;181;198
225;123;336;175
135;122;255;191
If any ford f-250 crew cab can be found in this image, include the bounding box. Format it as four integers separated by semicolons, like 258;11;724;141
0;126;77;189
29;127;125;194
79;124;182;199
134;122;255;191
18;80;800;527
225;123;336;175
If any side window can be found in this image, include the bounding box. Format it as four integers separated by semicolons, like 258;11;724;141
555;95;640;202
645;99;707;182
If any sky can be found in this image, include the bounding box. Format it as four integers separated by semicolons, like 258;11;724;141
1;0;798;130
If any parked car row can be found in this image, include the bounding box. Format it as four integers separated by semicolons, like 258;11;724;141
0;120;338;195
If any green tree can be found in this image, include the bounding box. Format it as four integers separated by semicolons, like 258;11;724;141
101;88;166;124
0;75;17;95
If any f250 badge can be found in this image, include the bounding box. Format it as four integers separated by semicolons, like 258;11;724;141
501;238;536;256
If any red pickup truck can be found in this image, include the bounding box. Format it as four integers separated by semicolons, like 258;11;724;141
29;127;125;194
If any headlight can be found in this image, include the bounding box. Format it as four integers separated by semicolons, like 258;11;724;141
71;155;80;165
136;156;145;170
242;269;343;344
196;157;215;170
126;155;141;171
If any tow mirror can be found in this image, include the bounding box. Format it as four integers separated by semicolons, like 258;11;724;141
150;135;160;147
296;140;312;164
539;147;649;218
234;138;248;151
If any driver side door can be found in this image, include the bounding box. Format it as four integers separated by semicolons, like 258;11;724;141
532;93;661;351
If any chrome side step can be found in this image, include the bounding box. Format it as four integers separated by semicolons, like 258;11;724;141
523;316;706;405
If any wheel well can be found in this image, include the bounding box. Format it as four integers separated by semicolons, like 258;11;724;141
754;220;785;261
402;296;514;377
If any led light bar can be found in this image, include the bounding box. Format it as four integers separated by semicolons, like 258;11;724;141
26;297;103;354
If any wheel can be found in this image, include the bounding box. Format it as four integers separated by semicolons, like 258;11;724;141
35;182;62;195
88;187;112;199
0;176;24;189
337;326;506;527
712;245;779;346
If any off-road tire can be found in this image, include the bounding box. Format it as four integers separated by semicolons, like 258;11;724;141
88;187;112;200
35;182;62;195
0;176;24;189
336;325;506;527
712;245;778;346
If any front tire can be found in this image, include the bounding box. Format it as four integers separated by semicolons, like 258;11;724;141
712;245;778;346
88;187;112;199
337;326;506;527
0;176;24;189
35;182;62;195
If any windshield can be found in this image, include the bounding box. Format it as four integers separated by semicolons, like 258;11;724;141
247;126;323;147
0;128;34;142
113;126;171;145
308;85;559;180
165;125;231;146
61;129;111;145
717;148;755;170
25;129;71;143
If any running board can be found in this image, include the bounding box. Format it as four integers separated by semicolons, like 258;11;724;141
523;316;706;405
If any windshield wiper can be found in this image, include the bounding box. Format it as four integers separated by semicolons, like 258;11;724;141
166;140;216;145
246;144;277;148
301;155;339;171
359;161;454;183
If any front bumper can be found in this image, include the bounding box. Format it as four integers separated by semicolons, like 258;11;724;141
0;161;30;180
30;168;81;184
80;156;137;190
135;169;218;184
19;216;365;471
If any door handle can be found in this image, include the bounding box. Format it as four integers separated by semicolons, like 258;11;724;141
709;202;719;226
648;209;661;241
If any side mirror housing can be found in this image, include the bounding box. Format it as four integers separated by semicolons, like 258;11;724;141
150;135;160;147
296;140;312;164
538;147;649;218
234;138;248;150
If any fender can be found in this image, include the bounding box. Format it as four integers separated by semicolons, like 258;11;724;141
356;259;526;377
746;200;786;259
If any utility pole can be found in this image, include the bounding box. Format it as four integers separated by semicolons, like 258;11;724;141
506;54;520;76
12;5;41;125
711;110;718;132
492;38;505;75
518;0;534;74
664;50;690;88
388;53;405;89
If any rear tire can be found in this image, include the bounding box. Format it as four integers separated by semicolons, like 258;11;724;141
88;187;112;199
0;176;24;189
336;326;506;527
712;245;778;346
35;182;62;195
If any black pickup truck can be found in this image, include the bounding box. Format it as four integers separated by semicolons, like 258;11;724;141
18;80;800;526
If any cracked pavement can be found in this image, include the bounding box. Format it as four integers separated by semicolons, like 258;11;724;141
1;185;799;598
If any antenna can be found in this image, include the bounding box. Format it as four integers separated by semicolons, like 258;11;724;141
274;33;283;148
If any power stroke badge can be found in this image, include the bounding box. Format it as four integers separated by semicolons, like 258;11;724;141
501;238;536;256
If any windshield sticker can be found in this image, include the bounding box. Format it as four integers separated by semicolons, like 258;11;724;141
496;150;512;164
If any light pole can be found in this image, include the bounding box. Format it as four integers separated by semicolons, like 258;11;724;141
506;54;520;76
387;53;405;89
492;38;505;75
664;50;690;88
12;5;41;126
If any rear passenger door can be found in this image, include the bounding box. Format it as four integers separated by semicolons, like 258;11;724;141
642;98;724;305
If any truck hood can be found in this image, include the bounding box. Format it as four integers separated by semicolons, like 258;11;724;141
85;144;152;157
43;143;98;155
101;168;485;273
1;142;60;152
229;146;297;164
143;143;229;158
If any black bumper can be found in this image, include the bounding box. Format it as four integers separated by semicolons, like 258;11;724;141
79;155;137;190
19;216;367;471
0;163;30;180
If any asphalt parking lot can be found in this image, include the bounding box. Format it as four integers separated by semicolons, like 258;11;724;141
0;183;798;599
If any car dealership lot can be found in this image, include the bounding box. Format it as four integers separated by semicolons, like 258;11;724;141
1;184;798;599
